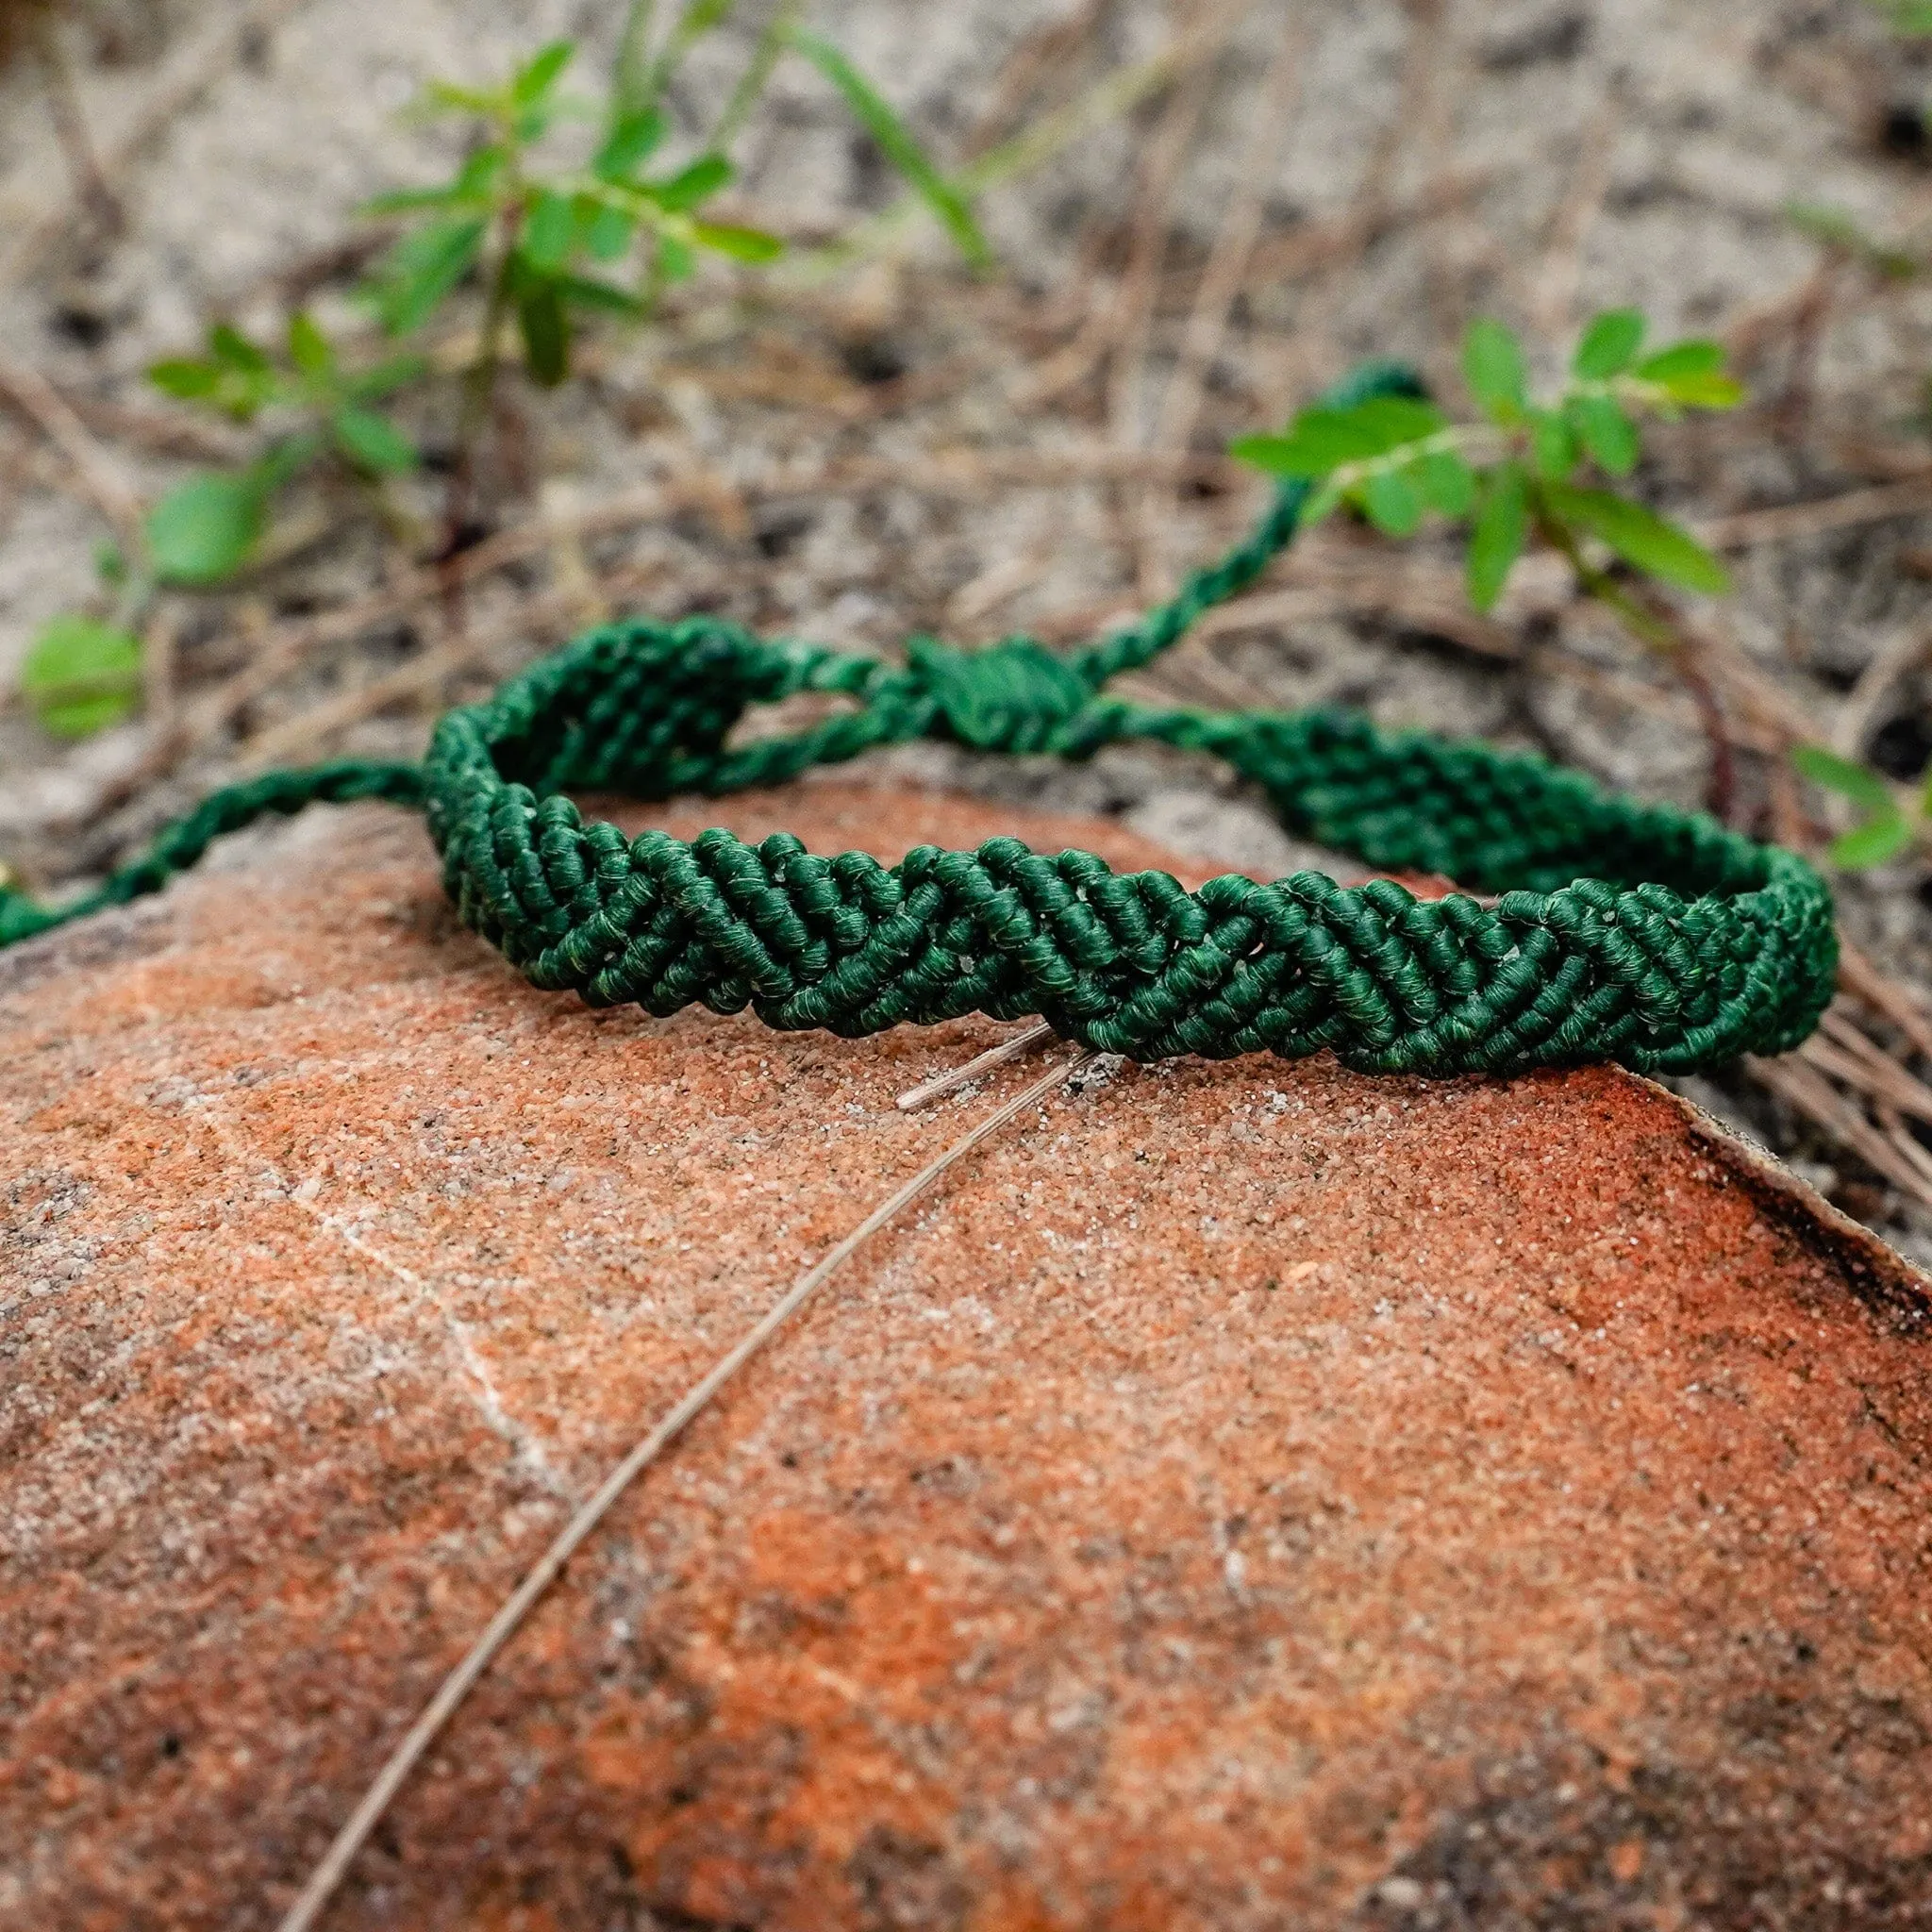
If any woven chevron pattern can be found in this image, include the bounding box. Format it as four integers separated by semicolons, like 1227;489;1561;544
1;361;1836;1076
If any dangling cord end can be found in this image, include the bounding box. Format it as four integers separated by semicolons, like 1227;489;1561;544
0;860;48;948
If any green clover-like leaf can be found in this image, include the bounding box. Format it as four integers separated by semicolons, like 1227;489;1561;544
1463;318;1528;425
1360;468;1423;537
1569;393;1640;475
1466;461;1528;611
369;215;488;335
1572;308;1645;380
594;107;666;181
1542;484;1730;594
330;405;418;475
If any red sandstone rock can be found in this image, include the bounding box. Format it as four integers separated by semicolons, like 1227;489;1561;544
3;780;1931;1932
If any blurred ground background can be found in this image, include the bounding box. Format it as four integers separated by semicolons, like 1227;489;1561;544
5;0;1932;1258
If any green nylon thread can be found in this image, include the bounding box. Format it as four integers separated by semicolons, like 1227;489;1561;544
0;360;1837;1076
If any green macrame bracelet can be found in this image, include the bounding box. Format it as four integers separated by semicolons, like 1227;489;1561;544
0;362;1837;1076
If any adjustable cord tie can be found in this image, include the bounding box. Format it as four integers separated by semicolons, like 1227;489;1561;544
904;635;1099;755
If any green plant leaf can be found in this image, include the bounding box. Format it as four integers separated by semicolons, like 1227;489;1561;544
161;329;276;420
1635;341;1724;382
786;26;991;267
20;614;142;738
520;189;579;271
691;220;784;263
363;147;507;216
1360;468;1423;537
208;324;272;374
1792;743;1896;813
595;107;666;181
1785;199;1919;277
1655;369;1746;409
1572;308;1645;380
370;215;488;334
1466;462;1528;611
330;405;418;475
361;183;475;214
1415;448;1476;517
287;310;333;380
511;40;575;108
345;353;430;403
1347;395;1447;450
145;469;273;584
148;357;222;401
1463;317;1527;424
1544;485;1731;594
1221;430;1298;471
585;202;636;261
422;79;503;117
1570;393;1640;475
1829;810;1914;869
1632;339;1746;408
657;231;696;283
1227;428;1339;477
652;152;733;211
662;0;738;58
1785;200;1870;250
518;280;570;384
1528;406;1575;480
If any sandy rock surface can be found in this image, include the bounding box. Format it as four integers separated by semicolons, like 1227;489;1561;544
4;780;1932;1930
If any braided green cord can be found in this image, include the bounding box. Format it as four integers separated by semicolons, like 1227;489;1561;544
0;362;1836;1076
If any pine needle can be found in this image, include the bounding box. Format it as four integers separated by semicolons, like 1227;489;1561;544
275;1045;1096;1932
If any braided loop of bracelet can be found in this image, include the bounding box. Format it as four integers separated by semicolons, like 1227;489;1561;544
0;361;1836;1076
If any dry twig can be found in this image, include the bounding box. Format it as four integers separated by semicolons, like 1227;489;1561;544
1745;1051;1932;1214
1693;480;1932;553
231;564;663;769
31;13;124;238
1105;0;1245;454
0;353;146;557
1;0;311;287
1132;9;1307;596
1526;92;1621;339
1833;625;1932;759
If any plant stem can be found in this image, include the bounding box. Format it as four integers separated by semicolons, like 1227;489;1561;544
441;158;525;608
644;0;741;112
712;0;798;152
781;24;1220;282
1537;500;1738;823
613;0;659;116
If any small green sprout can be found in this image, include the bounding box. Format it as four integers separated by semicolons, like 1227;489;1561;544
145;313;423;583
36;11;1000;737
1232;310;1744;612
1784;202;1919;281
361;26;983;389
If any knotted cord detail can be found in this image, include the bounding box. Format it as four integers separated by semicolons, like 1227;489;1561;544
0;360;1837;1077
